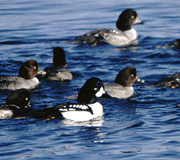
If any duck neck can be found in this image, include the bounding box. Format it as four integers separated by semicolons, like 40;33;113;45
77;93;97;104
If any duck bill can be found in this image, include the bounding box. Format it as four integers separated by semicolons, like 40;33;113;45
25;102;31;108
37;69;47;76
136;77;145;83
133;17;144;25
36;69;47;80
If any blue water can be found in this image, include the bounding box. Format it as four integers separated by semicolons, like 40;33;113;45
1;0;180;159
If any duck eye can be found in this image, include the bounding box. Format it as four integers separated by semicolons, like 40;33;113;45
34;66;36;70
131;16;135;19
25;97;29;101
131;74;134;77
94;88;97;91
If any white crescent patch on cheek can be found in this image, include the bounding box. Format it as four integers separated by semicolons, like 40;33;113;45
95;87;105;97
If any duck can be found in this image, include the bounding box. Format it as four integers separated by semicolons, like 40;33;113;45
0;59;46;90
156;39;180;49
152;72;180;88
168;39;180;48
69;8;144;47
32;77;105;121
0;89;31;119
43;47;73;81
104;66;144;99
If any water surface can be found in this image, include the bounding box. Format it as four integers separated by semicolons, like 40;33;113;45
1;0;180;159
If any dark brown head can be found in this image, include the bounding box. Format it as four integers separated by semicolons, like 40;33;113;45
114;66;137;87
19;59;39;79
53;47;67;67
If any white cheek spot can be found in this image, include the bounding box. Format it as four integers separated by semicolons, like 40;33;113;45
95;87;105;97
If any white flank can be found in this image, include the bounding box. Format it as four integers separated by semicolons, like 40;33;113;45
0;110;13;119
61;102;103;122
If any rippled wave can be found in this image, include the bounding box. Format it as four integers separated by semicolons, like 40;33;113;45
0;0;180;159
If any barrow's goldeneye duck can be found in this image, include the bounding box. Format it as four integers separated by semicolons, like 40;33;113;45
156;39;180;49
0;59;46;90
168;39;180;48
69;8;144;47
33;77;105;121
152;72;180;88
43;47;73;81
104;66;144;99
0;89;31;119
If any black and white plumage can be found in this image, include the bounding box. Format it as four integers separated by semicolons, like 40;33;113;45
0;59;46;90
69;8;144;47
57;103;93;114
104;66;144;99
43;47;73;81
0;89;31;119
33;78;105;121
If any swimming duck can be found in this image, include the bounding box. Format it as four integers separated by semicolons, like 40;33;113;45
0;59;46;90
0;89;31;119
33;77;105;121
157;39;180;49
152;72;180;88
43;47;73;81
104;66;144;99
168;39;180;48
70;8;144;47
